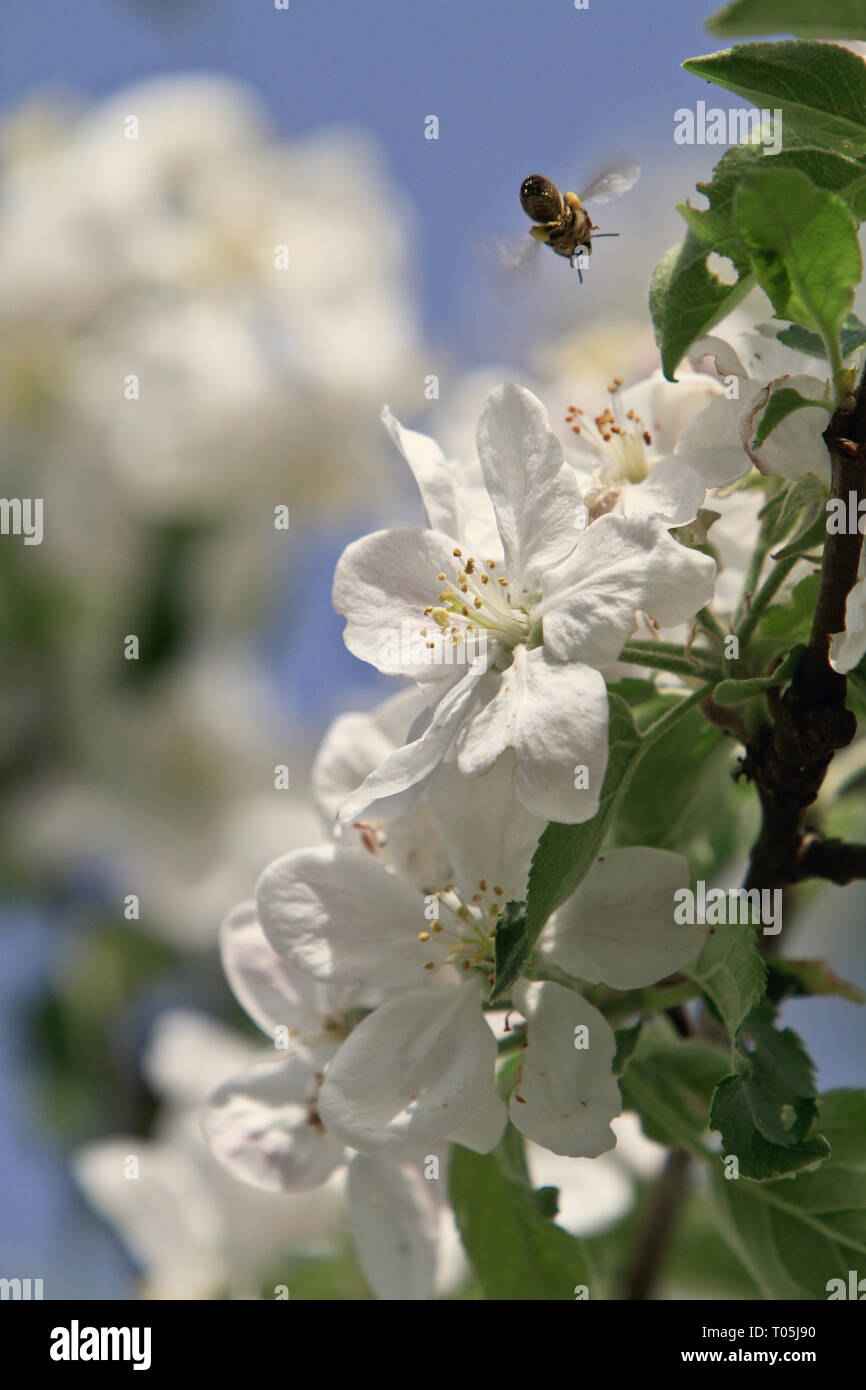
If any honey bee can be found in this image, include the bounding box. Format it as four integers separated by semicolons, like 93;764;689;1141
518;161;640;281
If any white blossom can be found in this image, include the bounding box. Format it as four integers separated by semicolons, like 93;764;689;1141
334;383;716;825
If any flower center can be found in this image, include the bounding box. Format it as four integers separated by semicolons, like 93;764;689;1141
417;877;503;976
565;380;656;514
420;547;531;661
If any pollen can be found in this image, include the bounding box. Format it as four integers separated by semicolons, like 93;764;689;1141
423;961;437;971
418;931;430;942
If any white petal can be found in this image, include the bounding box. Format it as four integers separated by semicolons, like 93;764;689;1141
346;1153;439;1300
746;374;832;484
74;1138;225;1288
543;847;705;987
318;981;498;1152
425;754;545;904
142;1008;258;1107
381;406;460;536
541;513;717;665
619;456;709;527
311;689;453;888
333;525;465;677
476;383;582;589
220;901;327;1040
311;687;428;826
676;393;755;489
510;982;620;1158
622;369;723;458
256;844;446;991
202;1057;344;1194
336;664;483;825
457;645;609;824
830;571;866;673
688;334;749;381
447;1083;508;1154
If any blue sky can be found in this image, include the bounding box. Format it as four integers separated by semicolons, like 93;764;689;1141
1;0;736;358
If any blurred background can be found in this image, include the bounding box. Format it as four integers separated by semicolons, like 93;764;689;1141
0;0;863;1299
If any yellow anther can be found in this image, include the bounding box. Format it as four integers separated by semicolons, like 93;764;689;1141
418;931;430;942
423;961;437;971
432;608;450;628
453;548;463;557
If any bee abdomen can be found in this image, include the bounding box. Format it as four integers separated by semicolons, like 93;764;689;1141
519;175;564;224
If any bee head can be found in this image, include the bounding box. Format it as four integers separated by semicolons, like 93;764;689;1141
519;175;564;224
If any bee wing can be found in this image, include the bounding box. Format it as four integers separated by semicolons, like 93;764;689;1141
579;160;641;206
487;233;542;273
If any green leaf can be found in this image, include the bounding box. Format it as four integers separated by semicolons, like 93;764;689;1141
490;901;527;1005
683;42;866;156
778;311;866;359
713;642;806;703
713;1088;866;1297
766;474;828;552
449;1142;593;1299
768;957;866;1002
650;229;753;380
492;693;642;1003
687;923;768;1035
759;570;820;635
734;168;862;349
710;1002;830;1180
753;387;831;446
619;1030;730;1156
611;703;743;884
612;1020;643;1075
708;0;866;41
711;1076;831;1177
681;144;866;280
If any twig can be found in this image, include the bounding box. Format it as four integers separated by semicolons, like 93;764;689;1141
740;373;866;891
620;1150;692;1300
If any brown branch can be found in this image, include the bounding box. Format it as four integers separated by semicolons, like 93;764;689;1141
797;833;866;884
740;376;866;893
620;1149;692;1300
